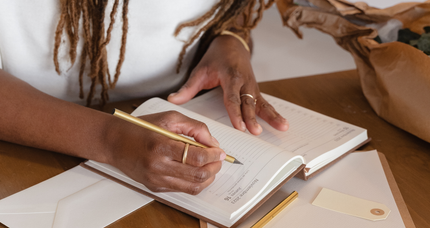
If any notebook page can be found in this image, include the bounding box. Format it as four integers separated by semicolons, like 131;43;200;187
133;98;304;217
87;98;304;227
182;88;367;173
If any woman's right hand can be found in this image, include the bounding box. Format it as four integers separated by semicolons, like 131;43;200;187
106;111;226;195
0;70;224;195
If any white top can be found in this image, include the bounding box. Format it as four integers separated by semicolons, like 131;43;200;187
0;0;217;104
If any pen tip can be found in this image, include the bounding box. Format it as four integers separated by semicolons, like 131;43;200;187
234;159;243;165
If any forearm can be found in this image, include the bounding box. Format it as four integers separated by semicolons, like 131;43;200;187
0;70;115;163
0;70;228;194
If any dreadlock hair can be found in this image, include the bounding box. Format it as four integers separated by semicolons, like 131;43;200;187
54;0;275;106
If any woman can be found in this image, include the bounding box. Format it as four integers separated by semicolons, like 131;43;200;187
0;0;288;195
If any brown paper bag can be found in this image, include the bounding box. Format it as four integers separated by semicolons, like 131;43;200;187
276;1;430;143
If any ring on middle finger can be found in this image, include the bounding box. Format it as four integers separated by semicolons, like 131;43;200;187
240;94;257;105
182;143;189;164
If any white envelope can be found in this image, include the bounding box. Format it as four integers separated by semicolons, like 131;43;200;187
0;166;153;228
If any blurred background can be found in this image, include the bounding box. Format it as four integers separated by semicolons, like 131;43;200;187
251;6;356;82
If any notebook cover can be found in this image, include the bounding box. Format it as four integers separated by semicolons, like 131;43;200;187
377;152;415;228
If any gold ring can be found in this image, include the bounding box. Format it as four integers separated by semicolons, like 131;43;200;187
182;143;189;164
240;94;257;105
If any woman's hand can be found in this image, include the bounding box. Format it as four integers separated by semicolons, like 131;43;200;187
106;111;226;195
168;35;288;135
0;70;225;196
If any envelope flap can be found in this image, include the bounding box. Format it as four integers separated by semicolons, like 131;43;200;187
52;179;152;228
0;166;103;214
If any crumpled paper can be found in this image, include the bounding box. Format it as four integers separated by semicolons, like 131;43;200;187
276;0;430;143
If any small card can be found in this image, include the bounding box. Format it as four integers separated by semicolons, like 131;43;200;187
312;188;390;221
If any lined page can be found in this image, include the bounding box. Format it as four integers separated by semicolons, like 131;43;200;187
182;88;367;171
133;98;303;214
87;97;304;227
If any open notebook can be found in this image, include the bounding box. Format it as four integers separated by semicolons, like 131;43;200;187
82;88;369;228
182;88;369;179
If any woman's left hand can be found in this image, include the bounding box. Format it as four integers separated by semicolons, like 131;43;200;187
168;34;288;135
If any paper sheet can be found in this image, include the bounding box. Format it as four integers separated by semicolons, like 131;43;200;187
208;151;406;228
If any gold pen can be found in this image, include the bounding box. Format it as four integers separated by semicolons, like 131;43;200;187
251;191;298;228
112;109;243;165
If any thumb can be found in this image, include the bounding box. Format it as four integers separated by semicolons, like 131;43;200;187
168;74;203;105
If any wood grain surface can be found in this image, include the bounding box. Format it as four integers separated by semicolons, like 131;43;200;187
0;70;428;228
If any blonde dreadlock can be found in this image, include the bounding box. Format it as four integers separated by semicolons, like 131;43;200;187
54;0;274;106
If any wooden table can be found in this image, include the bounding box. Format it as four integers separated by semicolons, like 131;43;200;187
1;70;429;228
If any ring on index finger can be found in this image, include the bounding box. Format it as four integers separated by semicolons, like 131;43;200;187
240;94;257;105
182;143;189;164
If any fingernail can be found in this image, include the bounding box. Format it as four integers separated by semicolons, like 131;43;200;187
280;117;289;130
256;123;263;134
240;121;246;131
219;152;227;161
168;92;177;98
211;136;220;147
